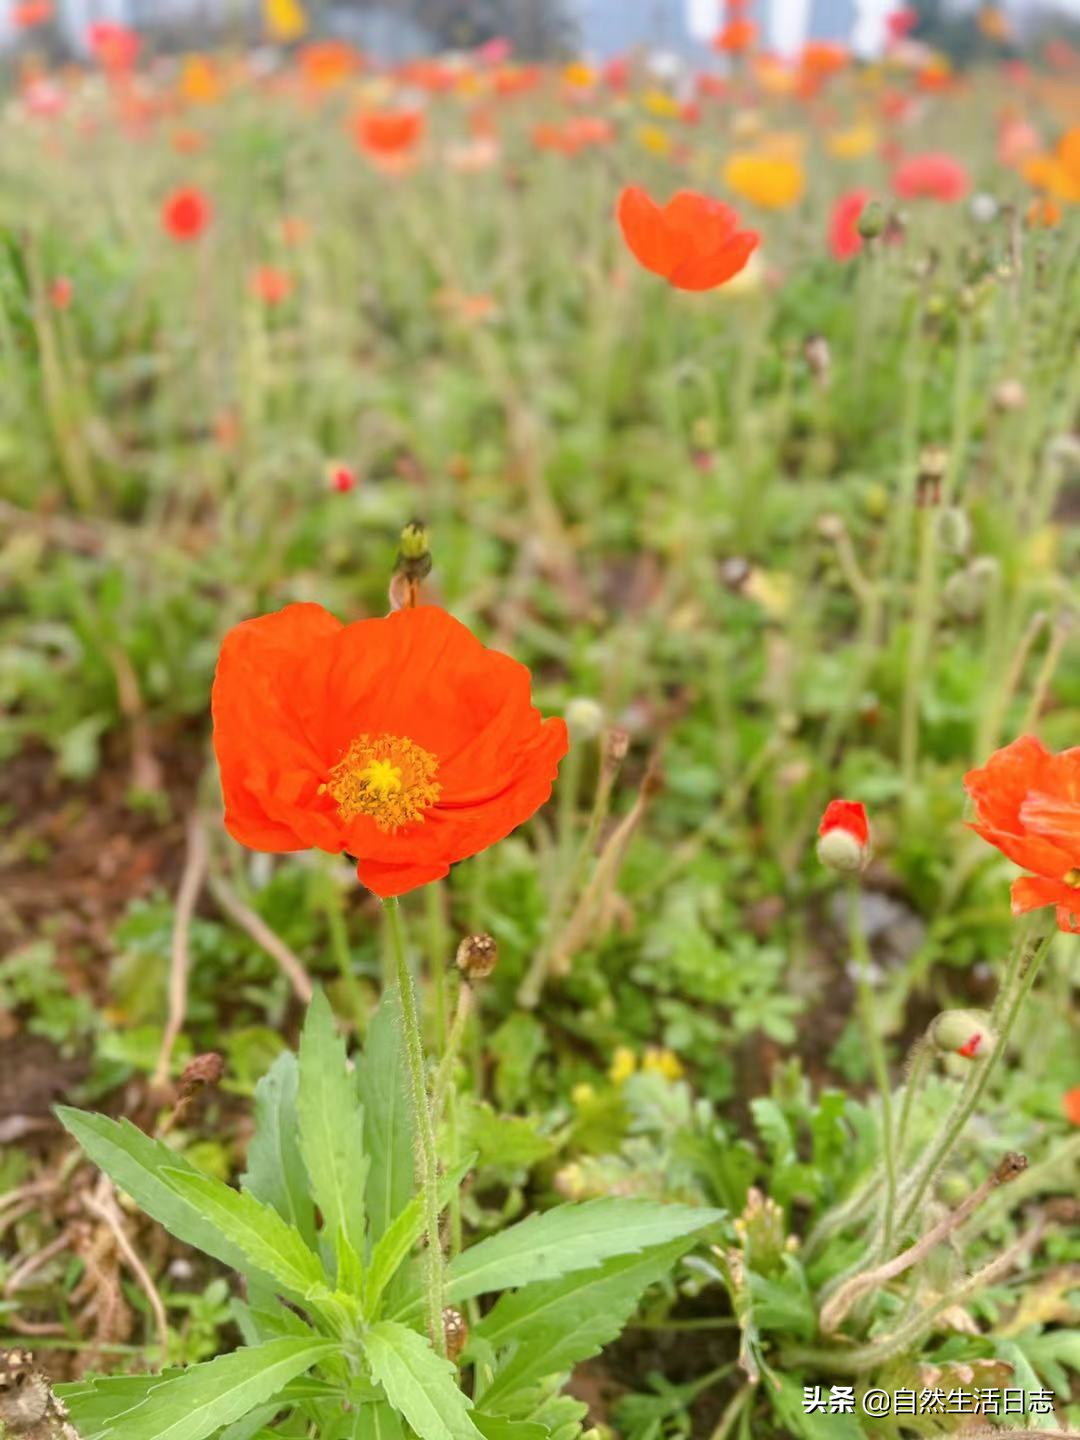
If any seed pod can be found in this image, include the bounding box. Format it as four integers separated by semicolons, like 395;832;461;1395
443;1307;469;1363
856;199;886;240
455;932;498;982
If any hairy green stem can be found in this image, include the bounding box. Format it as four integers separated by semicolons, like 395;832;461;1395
384;897;446;1356
849;883;896;1255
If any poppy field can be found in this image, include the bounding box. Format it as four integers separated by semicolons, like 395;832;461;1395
1;16;1080;1440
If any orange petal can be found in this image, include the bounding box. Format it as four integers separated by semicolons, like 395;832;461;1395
1019;790;1080;864
671;230;759;290
617;186;675;278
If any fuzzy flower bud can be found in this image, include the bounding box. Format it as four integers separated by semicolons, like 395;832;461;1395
931;1009;996;1060
565;697;605;741
856;199;886;240
816;799;870;872
455;932;498;982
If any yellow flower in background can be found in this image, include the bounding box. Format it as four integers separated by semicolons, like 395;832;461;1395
263;0;307;43
642;1047;685;1081
642;87;681;119
753;56;799;97
179;54;220;105
571;1082;596;1107
609;1046;637;1084
724;153;805;209
827;123;878;160
637;124;672;157
563;61;596;88
760;131;806;161
744;567;794;617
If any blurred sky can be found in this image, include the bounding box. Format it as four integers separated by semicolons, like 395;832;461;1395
1;0;1079;56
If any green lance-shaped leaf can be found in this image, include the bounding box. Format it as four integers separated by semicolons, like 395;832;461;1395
56;1110;270;1285
356;986;415;1244
363;1321;485;1440
471;1417;550;1440
393;1198;721;1318
298;988;369;1287
62;1337;337;1440
474;1237;695;1410
243;1050;317;1248
162;1167;327;1301
364;1155;475;1317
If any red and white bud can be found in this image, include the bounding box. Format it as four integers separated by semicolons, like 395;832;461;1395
816;799;870;873
931;1009;996;1060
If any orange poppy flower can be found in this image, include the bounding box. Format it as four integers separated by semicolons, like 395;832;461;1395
964;734;1080;933
1065;1087;1080;1126
13;0;52;26
714;18;757;53
353;109;424;158
1022;127;1080;203
617;187;759;292
298;40;358;91
212;603;567;898
250;265;293;306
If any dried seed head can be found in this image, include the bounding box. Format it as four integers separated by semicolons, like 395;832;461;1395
455;932;498;982
179;1052;225;1095
0;1350;51;1430
994;1152;1028;1185
602;727;630;777
442;1307;469;1363
803;333;831;383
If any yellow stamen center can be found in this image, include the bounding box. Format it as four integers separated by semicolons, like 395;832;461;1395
1065;867;1080;888
322;732;440;833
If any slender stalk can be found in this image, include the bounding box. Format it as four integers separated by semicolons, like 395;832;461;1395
384;897;446;1356
848;883;896;1255
894;1034;933;1162
892;923;1053;1237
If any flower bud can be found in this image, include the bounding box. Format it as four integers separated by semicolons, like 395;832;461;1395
816;799;870;872
565;697;604;741
969;192;998;224
856;199;886;240
443;1307;468;1363
992;377;1026;413
934;506;971;557
455;932;498;982
942;556;999;622
931;1009;996;1060
398;519;431;563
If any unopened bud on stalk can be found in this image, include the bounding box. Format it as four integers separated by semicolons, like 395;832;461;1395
804;333;831;385
442;1307;469;1363
602;726;630;778
934;506;971;557
992;377;1026;413
816;799;870;872
856;199;886;240
390;520;433;610
398;520;431;565
917;445;948;506
931;1009;996;1060
565;697;605;741
942;556;1000;621
455;932;498;982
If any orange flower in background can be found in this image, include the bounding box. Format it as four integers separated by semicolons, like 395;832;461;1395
212;603;568;898
617;187;759;292
827;122;878;160
250;265;293;306
179;55;221;105
1065;1088;1080;1125
162;186;211;242
1022;127;1080;202
13;0;52;27
354;108;424;158
171;126;208;155
714;18;757;54
964;734;1080;934
1026;196;1061;228
978;6;1011;41
829;188;871;260
891;151;969;201
298;40;358;90
723;152;805;209
800;41;849;78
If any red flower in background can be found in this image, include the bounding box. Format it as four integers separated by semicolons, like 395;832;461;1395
162;187;211;241
964;734;1080;933
887;7;918;38
49;276;73;309
829;188;871;260
87;22;140;72
250;266;293;306
617;187;759;292
212;603;567;897
892;152;969;201
354;109;424;158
